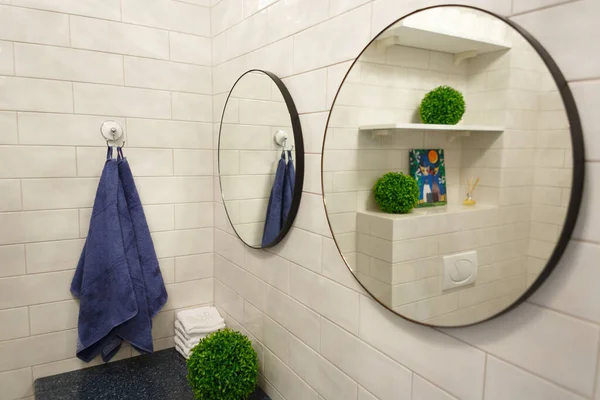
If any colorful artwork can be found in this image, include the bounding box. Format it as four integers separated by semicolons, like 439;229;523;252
409;149;447;208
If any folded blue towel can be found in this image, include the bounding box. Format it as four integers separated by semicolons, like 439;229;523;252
71;148;167;362
262;152;287;246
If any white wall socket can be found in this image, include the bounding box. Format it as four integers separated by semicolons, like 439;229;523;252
442;251;478;291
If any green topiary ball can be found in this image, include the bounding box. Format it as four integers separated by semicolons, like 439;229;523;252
373;172;419;214
419;85;466;125
187;329;259;400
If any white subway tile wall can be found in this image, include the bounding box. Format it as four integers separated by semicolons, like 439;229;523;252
213;1;600;400
0;1;214;398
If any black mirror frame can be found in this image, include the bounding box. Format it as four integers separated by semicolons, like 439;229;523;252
218;69;304;249
321;5;585;328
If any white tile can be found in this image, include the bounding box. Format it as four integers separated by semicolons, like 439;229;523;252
0;270;74;309
18;113;125;146
174;202;213;229
29;300;79;335
290;264;359;334
176;0;210;5
264;349;319;400
299;112;328;154
0;111;17;144
124;57;211;94
127;118;212;149
0;40;14;76
211;0;244;35
0;179;21;212
359;297;485;400
0;329;77;373
21;178;97;210
511;0;600;81
266;0;329;43
215;254;266;310
245;38;294;78
0;244;26;278
0;5;69;46
163;278;213;310
321;317;412;400
245;248;290;294
227;10;268;58
175;253;213;282
293;5;371;74
283;69;327;113
0;210;79;245
270;227;322;273
0;307;29;341
215;279;245;322
574;163;600;242
15;44;123;85
143;204;176;232
294;194;331;237
151;310;175;339
152;228;213;258
170;32;212;66
25;239;84;274
531;241;600;323
70;16;169;60
288;334;358;400
412;375;457;400
330;0;370;16
0;367;33;400
122;0;210;36
243;0;277;18
214;229;246;267
159;257;175;284
262;315;290;362
326;61;353;109
172;93;212;122
450;303;599;396
174;149;213;176
74;83;171;119
570;80;600;161
76;147;173;177
137;176;213;203
263;284;321;351
11;0;121;20
0;77;73;113
485;356;586;400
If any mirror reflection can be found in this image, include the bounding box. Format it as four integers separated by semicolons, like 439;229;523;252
323;7;574;326
219;71;300;248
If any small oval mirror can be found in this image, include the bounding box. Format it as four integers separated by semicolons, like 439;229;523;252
218;70;304;248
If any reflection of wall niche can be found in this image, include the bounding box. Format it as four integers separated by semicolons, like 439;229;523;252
323;6;578;327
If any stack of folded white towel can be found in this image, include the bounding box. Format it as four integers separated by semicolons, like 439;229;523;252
174;306;226;359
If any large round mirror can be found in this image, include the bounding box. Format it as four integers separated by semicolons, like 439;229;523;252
323;6;584;327
219;70;304;248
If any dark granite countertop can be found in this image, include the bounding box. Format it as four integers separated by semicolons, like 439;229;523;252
34;348;270;400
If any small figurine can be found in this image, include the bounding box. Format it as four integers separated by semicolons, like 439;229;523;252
463;176;480;206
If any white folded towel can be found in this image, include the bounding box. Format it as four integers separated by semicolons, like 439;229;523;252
176;306;225;335
175;319;224;342
175;343;189;359
174;334;201;357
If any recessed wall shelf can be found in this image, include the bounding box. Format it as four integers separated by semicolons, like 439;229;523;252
360;123;504;134
376;23;511;64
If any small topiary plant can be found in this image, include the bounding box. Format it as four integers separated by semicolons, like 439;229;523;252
373;172;419;214
419;85;466;125
187;328;259;400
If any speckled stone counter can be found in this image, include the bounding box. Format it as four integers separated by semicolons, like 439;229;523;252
34;348;270;400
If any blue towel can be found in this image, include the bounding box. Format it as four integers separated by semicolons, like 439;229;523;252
282;150;295;223
262;152;287;246
71;147;167;362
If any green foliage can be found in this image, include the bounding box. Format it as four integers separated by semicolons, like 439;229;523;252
373;172;419;214
419;85;466;125
186;329;259;400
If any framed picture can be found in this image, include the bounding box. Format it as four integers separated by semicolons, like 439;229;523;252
409;149;447;208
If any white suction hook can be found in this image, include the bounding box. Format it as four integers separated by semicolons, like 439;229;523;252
274;130;288;147
100;121;124;147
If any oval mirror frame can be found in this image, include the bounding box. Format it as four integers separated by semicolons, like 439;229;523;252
218;69;305;249
321;5;585;327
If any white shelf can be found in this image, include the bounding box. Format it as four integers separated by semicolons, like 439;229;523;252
359;204;499;221
359;123;504;134
376;24;511;58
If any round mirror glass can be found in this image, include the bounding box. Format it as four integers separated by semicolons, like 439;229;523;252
219;70;303;248
323;6;583;327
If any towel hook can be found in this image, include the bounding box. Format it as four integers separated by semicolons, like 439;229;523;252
100;120;125;148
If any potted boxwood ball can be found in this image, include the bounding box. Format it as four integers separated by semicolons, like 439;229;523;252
373;172;419;214
187;329;259;400
419;85;466;125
